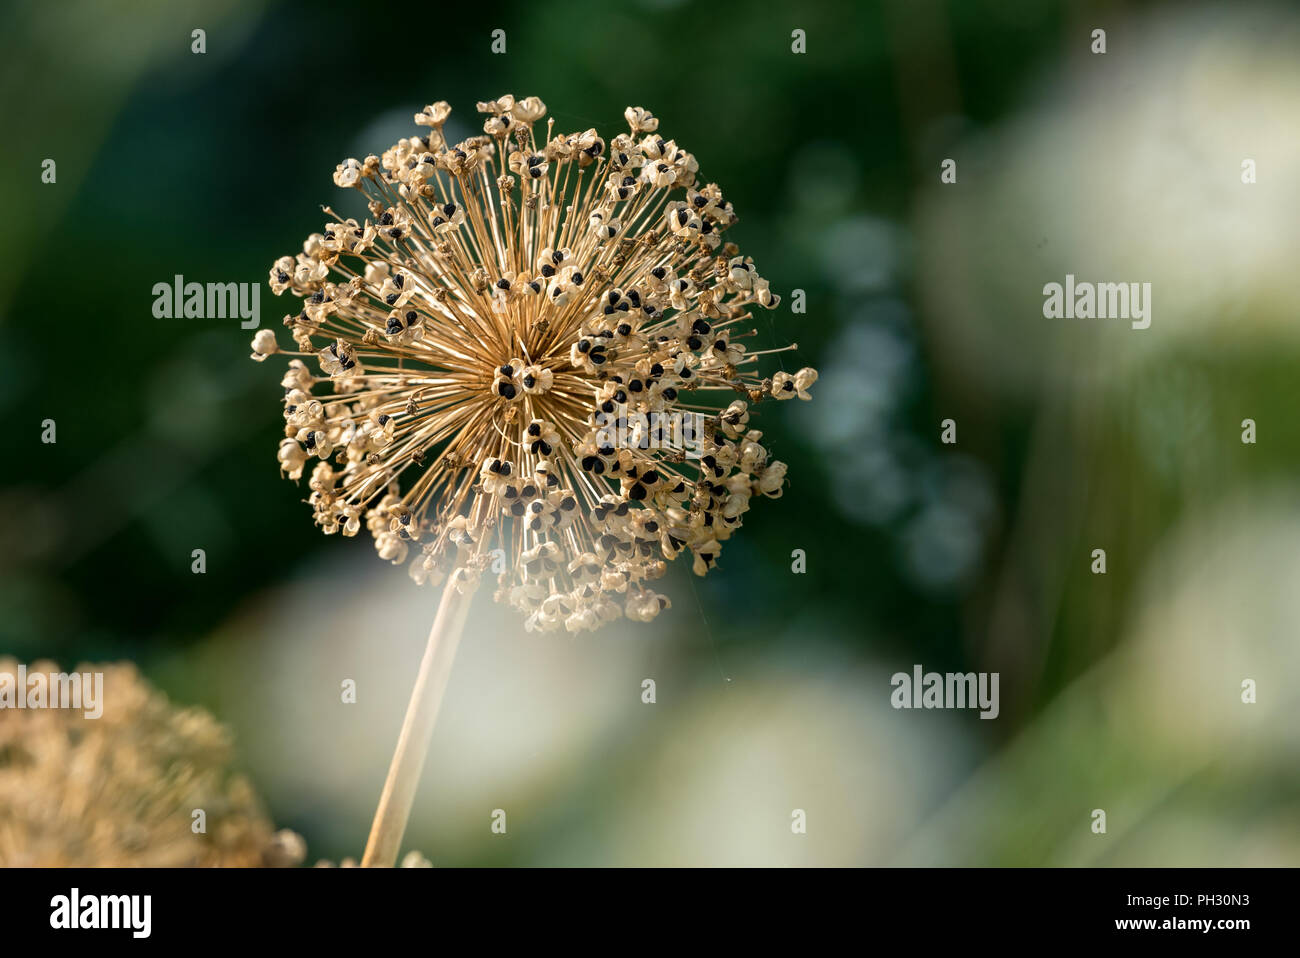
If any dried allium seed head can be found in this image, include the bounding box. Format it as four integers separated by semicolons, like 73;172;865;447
256;95;817;633
0;658;304;867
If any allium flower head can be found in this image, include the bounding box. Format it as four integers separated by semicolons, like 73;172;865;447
0;659;304;867
256;95;816;632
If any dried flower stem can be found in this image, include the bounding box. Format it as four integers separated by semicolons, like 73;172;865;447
361;575;477;867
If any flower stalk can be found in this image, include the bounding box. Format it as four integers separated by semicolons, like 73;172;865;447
361;575;477;867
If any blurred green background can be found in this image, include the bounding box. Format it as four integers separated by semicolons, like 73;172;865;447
3;0;1298;865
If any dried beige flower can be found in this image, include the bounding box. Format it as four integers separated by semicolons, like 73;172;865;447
0;658;303;867
257;95;816;633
